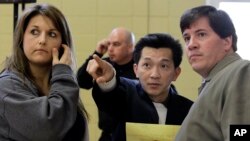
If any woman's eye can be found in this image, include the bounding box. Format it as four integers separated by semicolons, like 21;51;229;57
31;29;39;35
49;32;57;37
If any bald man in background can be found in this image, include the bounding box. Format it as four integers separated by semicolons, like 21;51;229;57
77;27;136;141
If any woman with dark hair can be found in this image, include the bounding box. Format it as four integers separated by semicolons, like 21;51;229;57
0;3;88;141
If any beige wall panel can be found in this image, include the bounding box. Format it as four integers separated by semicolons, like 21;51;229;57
0;5;13;68
62;0;97;16
96;17;133;33
67;16;96;34
149;17;169;33
0;5;13;16
97;0;133;16
168;17;182;37
74;34;96;64
169;0;205;16
88;123;101;141
133;0;148;16
149;0;169;16
132;16;148;37
36;0;62;6
0;17;12;34
0;34;12;66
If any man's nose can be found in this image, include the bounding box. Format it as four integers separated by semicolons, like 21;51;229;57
187;36;199;50
150;67;160;79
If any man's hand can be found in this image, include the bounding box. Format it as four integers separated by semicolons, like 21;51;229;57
95;39;110;55
87;54;114;83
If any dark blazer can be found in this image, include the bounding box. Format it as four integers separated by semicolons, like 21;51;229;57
92;77;193;141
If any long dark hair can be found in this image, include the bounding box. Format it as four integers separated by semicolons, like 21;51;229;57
3;3;88;119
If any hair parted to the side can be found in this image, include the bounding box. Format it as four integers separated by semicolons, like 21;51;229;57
2;3;88;119
4;3;76;78
133;33;183;68
180;5;237;51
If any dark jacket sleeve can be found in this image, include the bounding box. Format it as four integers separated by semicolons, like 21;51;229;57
92;76;133;120
77;51;103;89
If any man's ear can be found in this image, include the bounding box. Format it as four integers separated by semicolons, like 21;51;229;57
173;67;181;81
223;35;233;52
133;64;139;78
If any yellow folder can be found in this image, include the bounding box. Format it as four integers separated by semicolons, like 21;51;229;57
126;122;180;141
